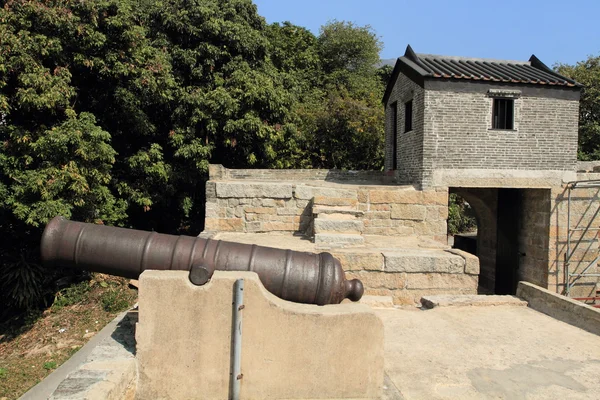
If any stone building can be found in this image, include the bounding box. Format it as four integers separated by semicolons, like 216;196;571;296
201;46;599;304
384;45;598;298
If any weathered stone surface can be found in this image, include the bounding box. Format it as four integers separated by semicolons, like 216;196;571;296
204;218;243;232
294;186;357;200
314;233;364;246
215;182;292;198
390;204;426;221
313;206;363;217
314;219;363;234
420;294;526;309
405;273;478;290
446;249;480;275
313;196;358;207
346;271;405;290
421;191;448;205
332;252;385;271
245;207;276;214
369;189;423;204
137;271;384;399
358;295;395;308
384;250;464;273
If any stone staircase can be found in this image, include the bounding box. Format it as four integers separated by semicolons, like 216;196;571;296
312;201;364;248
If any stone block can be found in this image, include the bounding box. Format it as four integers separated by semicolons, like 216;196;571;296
314;219;363;234
204;218;243;232
445;249;480;275
215;182;292;199
313;196;358;207
136;271;384;399
332;252;385;271
294;186;357;200
244;207;276;214
345;271;405;290
314;233;364;246
369;189;423;204
421;191;448;205
404;273;478;290
390;204;426;221
384;249;465;273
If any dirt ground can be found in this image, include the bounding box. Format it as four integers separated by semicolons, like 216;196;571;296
0;276;137;400
378;305;600;400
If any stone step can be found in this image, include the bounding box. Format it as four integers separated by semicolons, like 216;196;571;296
314;233;364;247
313;206;364;217
314;219;363;234
313;196;358;207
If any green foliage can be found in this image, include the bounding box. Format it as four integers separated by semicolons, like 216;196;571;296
0;368;7;379
0;1;388;315
448;194;477;235
556;56;600;160
100;288;134;313
43;362;57;370
52;281;91;310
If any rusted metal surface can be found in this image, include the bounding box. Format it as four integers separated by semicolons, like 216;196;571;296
41;216;363;305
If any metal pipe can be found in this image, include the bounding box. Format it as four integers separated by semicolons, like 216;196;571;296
566;185;571;296
230;279;244;400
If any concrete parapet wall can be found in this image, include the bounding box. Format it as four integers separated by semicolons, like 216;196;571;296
136;271;384;400
517;281;600;336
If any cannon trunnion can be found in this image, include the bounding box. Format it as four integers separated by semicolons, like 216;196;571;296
41;216;363;305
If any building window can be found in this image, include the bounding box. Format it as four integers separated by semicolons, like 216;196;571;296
404;100;413;132
492;98;514;130
391;102;398;170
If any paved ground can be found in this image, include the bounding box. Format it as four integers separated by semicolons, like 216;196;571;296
377;305;600;400
28;301;600;399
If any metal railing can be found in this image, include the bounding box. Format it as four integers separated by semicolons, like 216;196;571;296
565;179;600;298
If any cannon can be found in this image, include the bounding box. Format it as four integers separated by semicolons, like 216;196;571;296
41;216;364;305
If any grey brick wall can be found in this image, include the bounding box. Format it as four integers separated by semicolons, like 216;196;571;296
384;72;425;185
385;76;580;188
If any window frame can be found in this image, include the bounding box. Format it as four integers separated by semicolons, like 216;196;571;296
391;101;398;170
404;100;413;133
491;98;515;130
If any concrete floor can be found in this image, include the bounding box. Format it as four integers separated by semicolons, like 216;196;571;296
30;302;600;399
377;305;600;400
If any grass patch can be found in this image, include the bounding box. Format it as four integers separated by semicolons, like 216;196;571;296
43;361;57;370
52;281;91;310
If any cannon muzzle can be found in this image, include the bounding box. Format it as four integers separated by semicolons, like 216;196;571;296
41;216;363;305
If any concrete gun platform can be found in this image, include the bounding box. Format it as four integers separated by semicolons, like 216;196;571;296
35;294;600;399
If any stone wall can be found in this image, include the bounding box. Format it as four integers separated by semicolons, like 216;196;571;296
384;71;425;185
518;189;551;288
205;174;448;242
343;248;479;305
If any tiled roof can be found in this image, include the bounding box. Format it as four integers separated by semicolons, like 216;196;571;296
384;45;581;104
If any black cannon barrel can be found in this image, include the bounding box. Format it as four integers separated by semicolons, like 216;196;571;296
41;216;363;305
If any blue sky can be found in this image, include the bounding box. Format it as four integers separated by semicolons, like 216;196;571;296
253;0;599;66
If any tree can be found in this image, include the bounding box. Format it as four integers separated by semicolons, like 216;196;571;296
556;56;600;160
